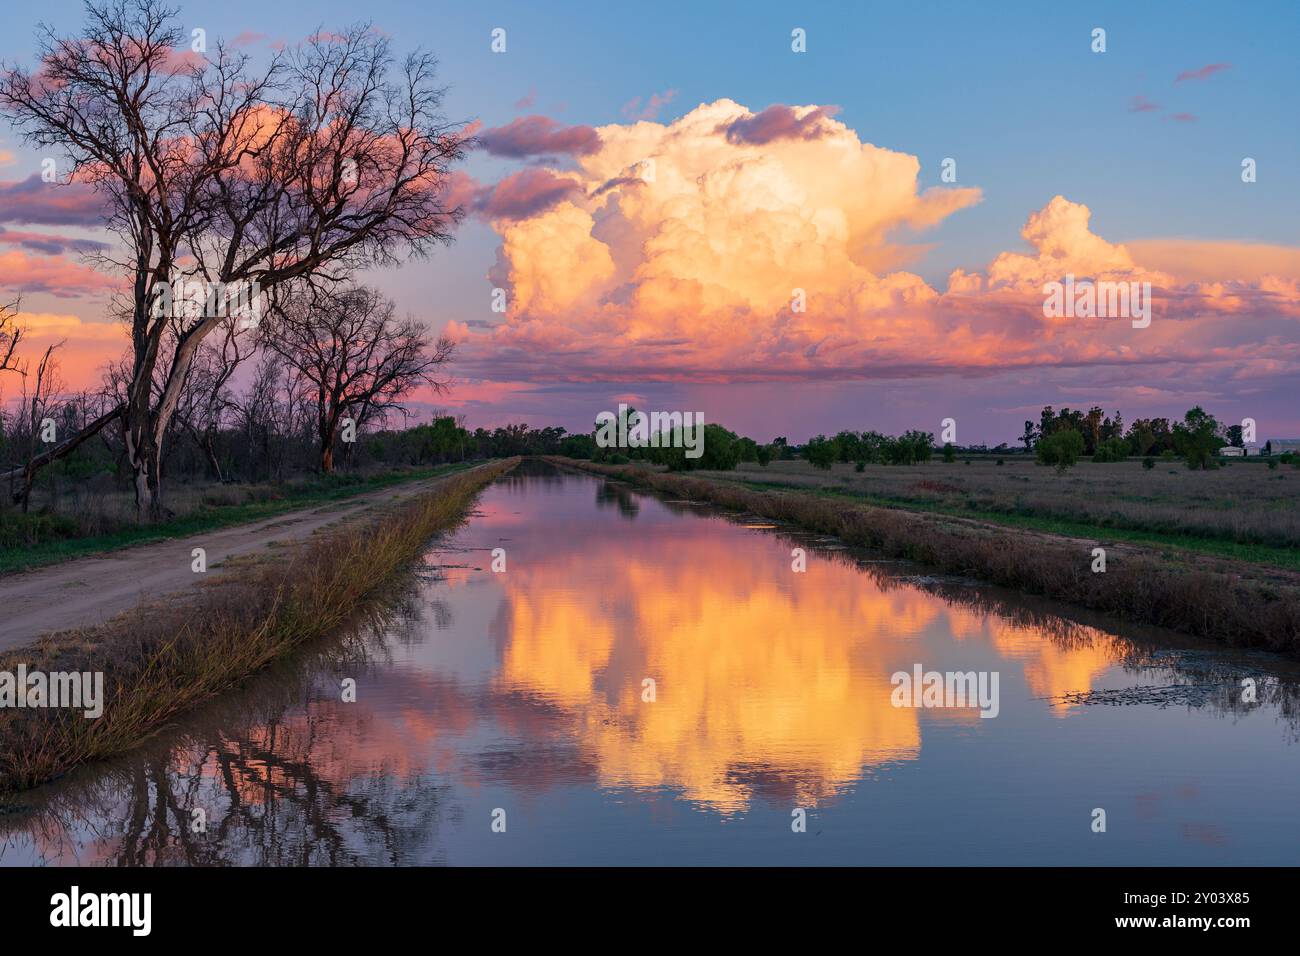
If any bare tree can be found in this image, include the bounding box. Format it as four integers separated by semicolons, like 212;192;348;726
15;342;66;510
173;319;244;481
0;300;22;374
263;286;453;472
0;0;470;518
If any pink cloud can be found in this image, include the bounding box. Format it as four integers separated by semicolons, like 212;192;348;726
475;168;581;221
440;169;582;222
0;249;122;297
0;227;107;255
1129;95;1160;113
1170;112;1198;123
514;88;537;111
1175;63;1232;83
721;104;841;144
478;116;601;158
0;175;110;226
621;89;678;122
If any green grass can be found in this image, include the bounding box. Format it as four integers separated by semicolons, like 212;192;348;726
717;476;1300;571
0;462;476;575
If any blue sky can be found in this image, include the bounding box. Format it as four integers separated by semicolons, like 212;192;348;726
2;1;1297;442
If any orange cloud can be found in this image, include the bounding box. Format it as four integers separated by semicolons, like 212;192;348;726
0;249;122;298
0;311;125;389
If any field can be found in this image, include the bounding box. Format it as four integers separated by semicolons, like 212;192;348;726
694;456;1300;570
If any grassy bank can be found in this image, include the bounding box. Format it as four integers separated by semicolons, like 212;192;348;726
0;462;477;575
0;458;516;795
557;458;1300;653
722;475;1300;571
701;458;1300;561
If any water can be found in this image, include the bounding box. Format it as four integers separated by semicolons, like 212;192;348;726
3;460;1298;865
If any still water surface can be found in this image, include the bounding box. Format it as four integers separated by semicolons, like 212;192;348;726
3;461;1298;865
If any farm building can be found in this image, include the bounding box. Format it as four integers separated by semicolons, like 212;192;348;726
1264;439;1300;456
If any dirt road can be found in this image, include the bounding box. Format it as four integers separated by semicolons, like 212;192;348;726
0;472;463;652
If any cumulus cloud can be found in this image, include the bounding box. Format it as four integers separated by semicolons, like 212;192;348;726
450;99;1300;388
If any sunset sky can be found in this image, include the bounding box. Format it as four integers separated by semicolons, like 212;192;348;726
1;0;1297;444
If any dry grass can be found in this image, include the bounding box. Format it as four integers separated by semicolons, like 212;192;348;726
712;457;1300;548
560;458;1300;654
0;458;516;795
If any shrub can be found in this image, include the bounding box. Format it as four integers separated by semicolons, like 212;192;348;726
1036;428;1085;472
1091;437;1128;463
1142;457;1156;470
804;435;838;470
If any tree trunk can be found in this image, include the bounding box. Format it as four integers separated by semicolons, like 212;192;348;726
124;407;166;521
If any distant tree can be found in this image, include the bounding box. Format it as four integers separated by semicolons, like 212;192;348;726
1225;424;1244;448
1173;406;1225;470
942;442;956;463
833;430;860;463
1036;428;1084;473
560;433;595;459
804;435;837;470
1091;437;1128;463
1020;420;1038;452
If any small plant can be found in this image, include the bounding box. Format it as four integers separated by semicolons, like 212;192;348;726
942;443;956;463
1142;456;1155;470
995;458;1004;466
854;460;865;472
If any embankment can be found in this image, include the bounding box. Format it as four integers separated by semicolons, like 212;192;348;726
556;458;1300;654
0;458;517;794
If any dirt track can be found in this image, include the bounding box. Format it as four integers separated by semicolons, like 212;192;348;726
0;473;459;652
